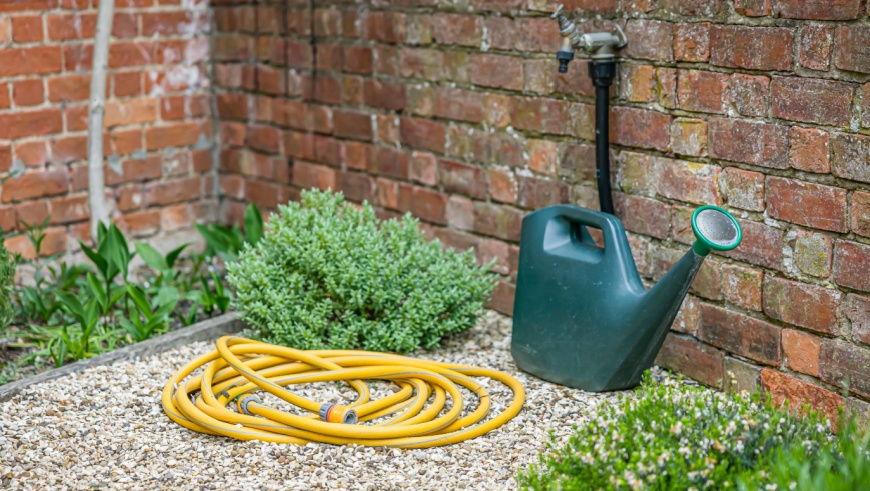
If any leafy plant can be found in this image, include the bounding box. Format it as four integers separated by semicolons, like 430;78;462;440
227;189;495;353
53;290;102;365
517;373;832;491
738;417;870;491
134;242;189;289
196;202;263;262
80;222;134;300
120;284;178;342
0;237;15;332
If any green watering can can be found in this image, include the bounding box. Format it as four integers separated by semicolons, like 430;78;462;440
511;204;743;392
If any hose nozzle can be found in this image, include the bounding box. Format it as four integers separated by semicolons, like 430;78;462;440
319;403;358;424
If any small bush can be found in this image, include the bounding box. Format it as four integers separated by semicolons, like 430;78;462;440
227;189;496;353
0;241;14;331
517;373;832;490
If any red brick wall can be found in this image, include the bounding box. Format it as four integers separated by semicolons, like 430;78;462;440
0;0;215;261
212;0;870;420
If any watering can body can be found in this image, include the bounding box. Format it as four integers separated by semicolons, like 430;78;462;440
511;205;705;392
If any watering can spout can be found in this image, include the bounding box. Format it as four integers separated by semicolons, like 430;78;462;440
511;204;743;392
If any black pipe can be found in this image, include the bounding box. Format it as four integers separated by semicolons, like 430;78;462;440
589;60;616;215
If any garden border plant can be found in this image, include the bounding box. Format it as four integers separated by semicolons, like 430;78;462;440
228;189;497;353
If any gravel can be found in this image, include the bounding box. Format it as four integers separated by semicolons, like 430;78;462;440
0;311;630;490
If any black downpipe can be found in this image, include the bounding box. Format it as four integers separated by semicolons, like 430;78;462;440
589;60;616;215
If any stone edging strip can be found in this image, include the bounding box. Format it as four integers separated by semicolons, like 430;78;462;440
0;312;246;402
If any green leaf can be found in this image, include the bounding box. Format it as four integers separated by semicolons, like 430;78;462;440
134;242;168;271
119;317;141;341
80;242;108;278
86;272;107;312
126;284;151;318
244;203;264;245
56;291;84;322
165;243;190;269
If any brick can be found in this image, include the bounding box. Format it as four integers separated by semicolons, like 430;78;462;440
764;276;841;334
656;159;721;205
761;369;842;428
709;118;788;169
788;127;830;173
523;59;555;95
49;136;87;165
487;168;517;204
656;333;724;389
409;186;447;225
834;25;870;74
847;294;870;346
437;160;487;200
510;97;568;136
11;15;42;43
864;83;870;129
792;230;833;278
15;200;49;228
721;263;762;311
400;117;445;154
834;241;870;292
821;339;870;399
515;18;561;53
12;79;43;106
47;13;95;40
473;202;522;242
408;151;436;186
470;54;523;91
145;121;206;150
772;77;853;126
772;0;863;20
105;156;162;185
0;46;60;77
116;210;160;238
428;14;481;47
105;97;158;128
49;194;89;224
527;139;558;175
293;162;336;191
144;176;200;206
333;110;372;141
651;246;719;299
724;357;761;395
517;175;569;210
657;67;677;108
0;84;8;109
363;80;406;112
783;329;822;377
610;107;671;151
729;74;770;118
721;167;764;212
618;64;655;103
723;219;784;270
831;133;870;184
15;141;47;167
0;108;62;140
851;191;870;238
432;87;483;123
342;45;373;75
700;304;781;365
483;94;511;127
766;177;847;232
711;25;793;71
674;23;710;62
623;19;673;61
47;74;90;102
445;196;474;231
2;168;68;203
618;152;656;197
678;69;727;114
489;281;515;315
799;24;832;71
614;194;671;240
472;131;525;168
672;294;701;335
142;11;204;36
109;41;155;68
669;118;707;157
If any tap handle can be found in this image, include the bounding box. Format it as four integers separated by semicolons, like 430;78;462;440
551;3;564;19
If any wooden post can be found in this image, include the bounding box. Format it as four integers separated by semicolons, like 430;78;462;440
87;0;115;242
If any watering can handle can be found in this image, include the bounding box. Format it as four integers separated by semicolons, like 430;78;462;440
552;205;629;259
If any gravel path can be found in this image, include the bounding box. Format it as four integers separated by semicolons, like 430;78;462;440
0;311;627;490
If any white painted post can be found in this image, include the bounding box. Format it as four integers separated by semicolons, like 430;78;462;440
87;0;115;241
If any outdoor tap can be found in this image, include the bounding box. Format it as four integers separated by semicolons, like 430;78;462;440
551;4;581;73
551;4;627;71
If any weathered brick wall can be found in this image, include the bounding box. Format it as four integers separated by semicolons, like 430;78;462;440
212;0;870;420
0;0;216;262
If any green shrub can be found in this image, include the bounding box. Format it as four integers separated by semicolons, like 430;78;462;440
0;240;14;331
517;373;831;490
738;418;870;491
227;189;496;353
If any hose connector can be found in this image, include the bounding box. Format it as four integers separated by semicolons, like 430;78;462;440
319;403;358;424
237;395;262;415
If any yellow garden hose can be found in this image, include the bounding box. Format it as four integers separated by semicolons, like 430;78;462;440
162;336;525;448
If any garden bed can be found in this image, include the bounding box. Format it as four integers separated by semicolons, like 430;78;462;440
0;310;624;490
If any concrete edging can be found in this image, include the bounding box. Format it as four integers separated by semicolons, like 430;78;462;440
0;312;246;402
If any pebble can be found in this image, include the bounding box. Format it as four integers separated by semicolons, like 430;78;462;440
0;310;634;490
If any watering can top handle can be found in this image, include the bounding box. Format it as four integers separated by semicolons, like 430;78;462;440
550;205;629;254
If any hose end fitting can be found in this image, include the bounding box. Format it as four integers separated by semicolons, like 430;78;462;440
319;403;358;424
237;396;262;415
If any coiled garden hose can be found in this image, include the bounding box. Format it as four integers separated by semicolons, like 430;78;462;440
162;336;525;448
